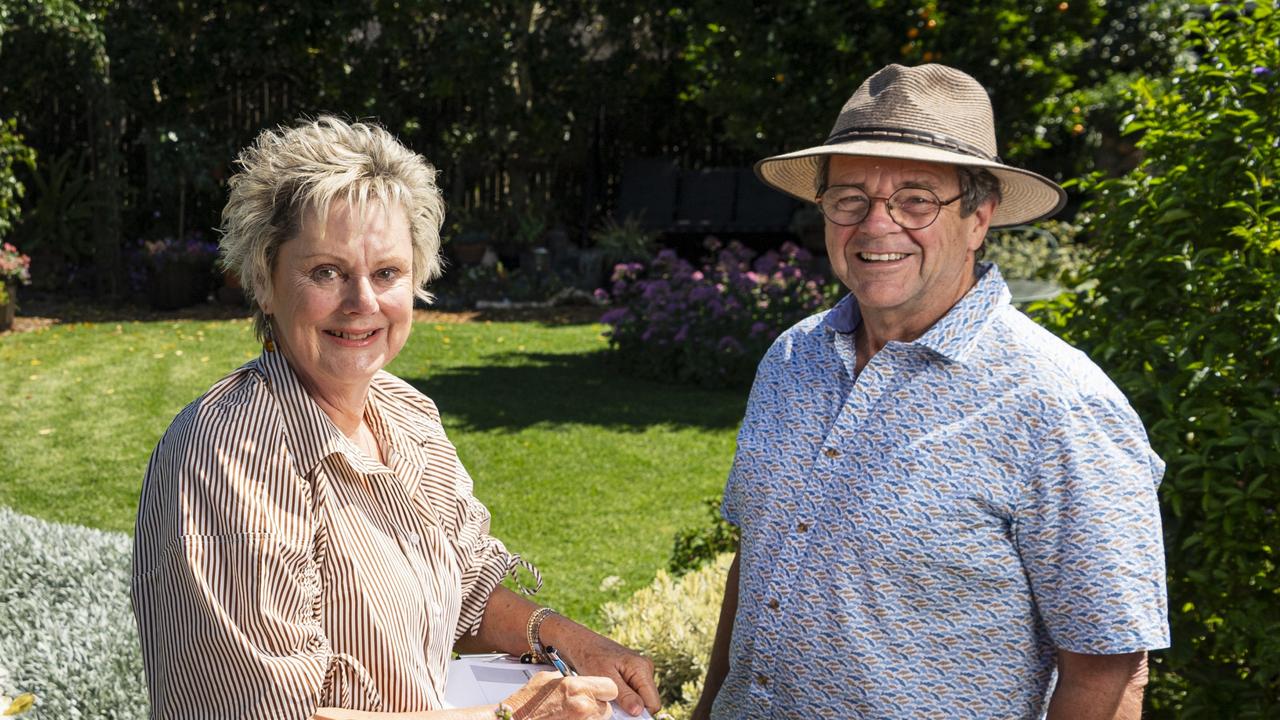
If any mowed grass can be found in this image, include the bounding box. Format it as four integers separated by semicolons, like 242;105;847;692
0;315;746;624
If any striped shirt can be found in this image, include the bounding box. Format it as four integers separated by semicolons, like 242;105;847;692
132;348;522;719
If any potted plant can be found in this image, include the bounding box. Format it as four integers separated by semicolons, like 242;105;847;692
136;232;220;310
0;241;31;331
445;209;493;266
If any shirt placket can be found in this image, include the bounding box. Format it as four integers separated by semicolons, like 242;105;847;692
362;454;455;697
752;343;905;710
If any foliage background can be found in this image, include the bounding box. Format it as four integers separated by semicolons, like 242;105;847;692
1038;3;1280;714
0;0;1188;293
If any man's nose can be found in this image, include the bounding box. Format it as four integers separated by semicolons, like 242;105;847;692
860;196;898;232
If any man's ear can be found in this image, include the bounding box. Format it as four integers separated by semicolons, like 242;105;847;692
967;199;997;252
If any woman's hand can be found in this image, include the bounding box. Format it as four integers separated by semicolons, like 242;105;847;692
543;622;660;717
503;671;618;720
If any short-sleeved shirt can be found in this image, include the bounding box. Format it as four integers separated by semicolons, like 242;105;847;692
132;349;523;719
714;263;1169;719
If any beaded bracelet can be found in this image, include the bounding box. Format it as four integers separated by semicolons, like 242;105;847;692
522;606;556;664
493;702;514;719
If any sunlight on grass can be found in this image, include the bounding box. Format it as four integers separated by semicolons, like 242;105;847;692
0;316;745;624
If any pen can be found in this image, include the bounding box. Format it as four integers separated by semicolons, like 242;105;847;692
542;645;577;677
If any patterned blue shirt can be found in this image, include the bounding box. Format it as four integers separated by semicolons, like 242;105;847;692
714;263;1169;719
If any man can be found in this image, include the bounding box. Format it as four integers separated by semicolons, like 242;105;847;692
692;64;1169;720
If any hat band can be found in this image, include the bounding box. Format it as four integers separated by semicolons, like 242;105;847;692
824;126;1001;163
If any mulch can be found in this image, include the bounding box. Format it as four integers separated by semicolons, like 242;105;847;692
1;295;604;336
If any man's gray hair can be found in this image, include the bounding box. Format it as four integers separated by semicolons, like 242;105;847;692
218;116;446;341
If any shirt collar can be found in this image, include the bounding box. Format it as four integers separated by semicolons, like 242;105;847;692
255;348;389;478
822;262;1011;364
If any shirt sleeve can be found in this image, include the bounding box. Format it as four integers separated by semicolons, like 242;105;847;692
131;387;381;719
447;460;523;642
1014;393;1171;654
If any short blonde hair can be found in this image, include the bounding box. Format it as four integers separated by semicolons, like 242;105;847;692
218;116;445;340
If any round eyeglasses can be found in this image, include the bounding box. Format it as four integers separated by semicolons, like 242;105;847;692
816;185;963;230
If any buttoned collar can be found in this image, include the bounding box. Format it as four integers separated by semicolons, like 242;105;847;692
822;261;1011;364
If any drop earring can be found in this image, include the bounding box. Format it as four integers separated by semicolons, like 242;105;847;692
263;316;276;353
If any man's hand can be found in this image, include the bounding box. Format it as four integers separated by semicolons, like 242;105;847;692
1046;649;1148;720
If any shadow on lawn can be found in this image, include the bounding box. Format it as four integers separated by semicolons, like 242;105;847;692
405;350;748;432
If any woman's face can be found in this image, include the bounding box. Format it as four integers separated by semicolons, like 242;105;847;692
261;199;415;402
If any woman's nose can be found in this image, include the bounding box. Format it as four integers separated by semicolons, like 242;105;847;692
343;276;379;313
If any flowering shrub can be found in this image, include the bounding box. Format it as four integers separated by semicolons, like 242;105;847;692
601;553;733;719
0;242;31;307
138;232;219;271
0;241;31;285
597;239;831;387
128;232;220;309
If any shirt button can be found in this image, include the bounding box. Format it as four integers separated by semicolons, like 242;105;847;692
767;598;780;610
407;532;421;546
796;521;810;533
755;673;769;687
822;447;840;458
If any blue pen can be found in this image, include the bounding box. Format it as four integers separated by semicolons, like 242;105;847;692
542;645;577;677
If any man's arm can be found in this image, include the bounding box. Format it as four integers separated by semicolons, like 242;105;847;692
1046;649;1148;720
690;551;740;720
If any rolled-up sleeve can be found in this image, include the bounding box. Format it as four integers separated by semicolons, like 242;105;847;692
131;385;380;719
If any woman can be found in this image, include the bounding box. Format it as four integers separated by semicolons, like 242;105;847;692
131;117;660;720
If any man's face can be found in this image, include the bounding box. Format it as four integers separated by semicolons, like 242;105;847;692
823;155;994;331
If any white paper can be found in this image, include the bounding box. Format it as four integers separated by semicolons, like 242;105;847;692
444;654;654;719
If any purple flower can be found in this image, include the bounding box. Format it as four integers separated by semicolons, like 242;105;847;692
674;324;690;343
1253;66;1272;76
717;336;744;354
689;285;717;303
749;321;769;337
600;308;629;325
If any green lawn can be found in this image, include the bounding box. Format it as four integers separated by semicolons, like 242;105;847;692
0;314;746;625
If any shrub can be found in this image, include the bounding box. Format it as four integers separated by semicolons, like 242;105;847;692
1043;3;1280;714
601;553;732;719
590;215;656;267
0;241;31;305
984;220;1093;282
0;507;147;719
669;496;738;577
597;239;830;387
0;118;35;244
127;232;220;309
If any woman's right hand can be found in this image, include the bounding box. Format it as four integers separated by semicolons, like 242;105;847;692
501;671;618;720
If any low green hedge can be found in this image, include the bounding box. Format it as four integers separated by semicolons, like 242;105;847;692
0;507;146;719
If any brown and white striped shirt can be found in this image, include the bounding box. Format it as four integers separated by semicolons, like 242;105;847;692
132;349;521;719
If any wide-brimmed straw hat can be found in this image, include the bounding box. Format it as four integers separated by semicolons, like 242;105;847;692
755;63;1066;228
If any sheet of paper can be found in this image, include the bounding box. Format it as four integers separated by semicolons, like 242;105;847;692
444;654;653;719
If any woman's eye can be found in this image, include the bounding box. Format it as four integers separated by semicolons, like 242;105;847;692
311;266;340;282
375;267;402;282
